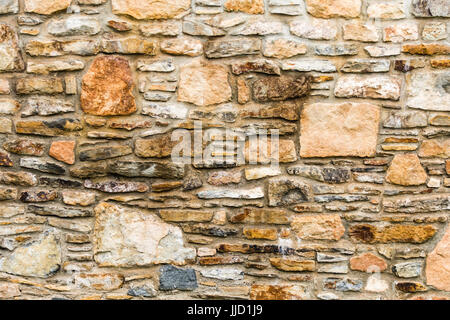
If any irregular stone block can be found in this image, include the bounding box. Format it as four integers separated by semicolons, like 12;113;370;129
385;154;428;186
267;177;311;206
81;56;136;116
24;0;71;15
305;0;361;18
291;214;345;241
178;61;231;106
426;225;450;291
406;71;450;111
93;202;196;266
334;75;401;100
252;75;311;102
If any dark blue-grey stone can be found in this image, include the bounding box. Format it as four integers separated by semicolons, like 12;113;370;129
159;265;197;291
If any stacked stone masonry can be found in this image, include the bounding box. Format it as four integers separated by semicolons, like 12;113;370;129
0;0;448;300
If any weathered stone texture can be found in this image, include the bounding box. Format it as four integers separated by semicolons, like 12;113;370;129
81;56;136;116
300;103;380;158
0;0;448;301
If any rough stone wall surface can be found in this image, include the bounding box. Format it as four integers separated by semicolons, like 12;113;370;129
0;0;448;300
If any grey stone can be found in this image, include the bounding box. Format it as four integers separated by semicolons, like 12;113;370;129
20;158;65;175
127;285;157;297
79;145;132;161
159;265;197;291
48;16;101;36
21;98;74;117
0;0;18;14
315;44;358;56
205;39;260;58
107;160;185;179
392;262;422;278
268;177;312;206
412;0;450;17
341;59;390;73
383;111;428;128
324;278;363;292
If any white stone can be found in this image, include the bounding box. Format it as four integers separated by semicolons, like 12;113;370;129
245;166;282;180
197;187;265;199
406;71;450;112
281;60;336;73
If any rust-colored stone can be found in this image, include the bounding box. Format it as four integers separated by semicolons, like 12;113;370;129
349;224;437;244
49;141;76;165
81;56;136;116
402;44;450;55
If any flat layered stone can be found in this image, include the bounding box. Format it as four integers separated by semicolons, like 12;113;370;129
244;227;278;240
406;71;450;111
205;39;260;58
93;202;195;266
287;166;350;184
0;24;24;72
160;210;213;222
290;19;337;40
270;258;315;271
240;102;299;121
230;208;290;224
232;21;284;36
140;22;181;36
252;75;311;102
334;75;401;100
365;45;401;57
111;0;191;20
20;98;74;117
426;225;450;291
76;272;124;291
386;154;428;186
341;60;390;73
263;39;307;59
305;0;361;18
101;38;157;55
19;190;57;203
15;119;83;137
383;195;449;214
48;16;101;36
207;169;242;186
84;180;149;193
26;39;101;57
224;0;264;14
161;38;203;57
183;20;226;36
16;77;63;95
0;171;37;186
29;204;90;218
402;43;450;55
27;59;85;75
0;232;61;278
291;214;345;241
267;177;311;206
281;60;336;73
178;61;231;107
197;187;264;199
81;56;136;116
107;160;185;179
314;44;358;57
62;190;96;206
20;158;65;175
79;145;132;161
300;102;380;158
349;224;437;244
250;284;310;300
134;135;179;158
231;59;280;75
49;141;75;165
24;0;71;15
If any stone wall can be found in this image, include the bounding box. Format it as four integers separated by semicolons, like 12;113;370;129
0;0;449;300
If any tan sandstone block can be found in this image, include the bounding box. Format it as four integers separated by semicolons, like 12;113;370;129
300;102;380;158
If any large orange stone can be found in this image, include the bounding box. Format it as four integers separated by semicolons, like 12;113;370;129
49;141;75;165
426;225;450;291
81;56;136;116
350;252;387;273
386;154;428;186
